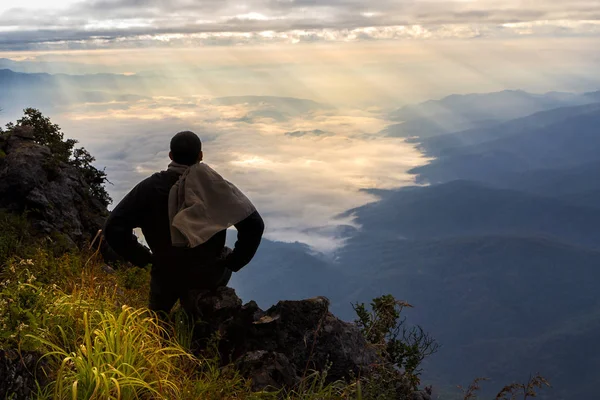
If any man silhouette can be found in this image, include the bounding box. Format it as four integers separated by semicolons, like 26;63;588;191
104;131;264;317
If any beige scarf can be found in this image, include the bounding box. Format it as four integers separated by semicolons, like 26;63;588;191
168;162;256;248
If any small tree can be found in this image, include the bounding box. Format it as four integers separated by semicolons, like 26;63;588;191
354;294;439;391
6;108;111;206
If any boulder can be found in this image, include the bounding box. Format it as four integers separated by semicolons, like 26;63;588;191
0;349;47;400
0;128;108;247
183;287;380;387
235;351;299;391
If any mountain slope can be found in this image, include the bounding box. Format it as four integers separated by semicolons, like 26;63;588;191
386;90;598;139
345;181;600;249
331;225;600;399
417;102;600;156
244;233;600;398
229;239;348;309
410;108;600;184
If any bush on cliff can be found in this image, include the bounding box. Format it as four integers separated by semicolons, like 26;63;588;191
3;108;111;207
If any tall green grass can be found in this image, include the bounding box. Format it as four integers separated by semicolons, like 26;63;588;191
34;305;195;399
0;247;358;399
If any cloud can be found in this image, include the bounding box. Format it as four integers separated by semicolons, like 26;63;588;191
42;94;427;252
1;0;600;49
285;129;330;137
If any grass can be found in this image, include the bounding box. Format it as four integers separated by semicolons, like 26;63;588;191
34;306;193;399
0;244;359;399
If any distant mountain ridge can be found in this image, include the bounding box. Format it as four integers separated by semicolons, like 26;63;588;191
386;89;600;139
409;106;600;184
417;102;600;156
0;69;153;115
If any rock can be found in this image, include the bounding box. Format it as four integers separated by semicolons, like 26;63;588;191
0;349;47;400
235;351;299;391
259;297;379;382
101;264;116;274
181;286;243;348
185;288;380;388
0;127;108;246
411;390;432;400
12;126;35;140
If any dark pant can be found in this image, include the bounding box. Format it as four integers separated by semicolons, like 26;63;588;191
148;262;232;317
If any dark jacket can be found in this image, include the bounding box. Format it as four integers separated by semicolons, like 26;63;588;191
104;169;264;273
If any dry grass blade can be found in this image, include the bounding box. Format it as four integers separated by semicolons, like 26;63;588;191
459;377;489;400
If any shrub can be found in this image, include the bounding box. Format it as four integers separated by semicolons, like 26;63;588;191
354;295;439;385
353;294;439;396
0;210;32;266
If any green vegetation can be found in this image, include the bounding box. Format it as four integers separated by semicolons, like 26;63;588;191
353;295;439;396
0;240;354;399
0;210;32;265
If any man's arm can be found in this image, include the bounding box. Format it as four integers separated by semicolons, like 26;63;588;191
104;182;154;268
224;210;265;272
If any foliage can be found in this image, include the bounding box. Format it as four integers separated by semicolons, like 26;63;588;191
70;146;112;206
353;294;439;392
6;108;111;206
118;266;150;291
458;374;551;400
0;246;357;399
0;210;33;266
9;108;76;162
459;377;489;400
34;306;195;399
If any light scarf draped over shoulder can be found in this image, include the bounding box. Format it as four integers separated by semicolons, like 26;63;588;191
167;161;256;248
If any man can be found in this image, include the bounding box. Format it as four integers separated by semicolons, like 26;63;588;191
104;131;264;317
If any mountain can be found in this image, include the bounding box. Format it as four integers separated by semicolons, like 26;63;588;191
0;69;151;115
327;177;600;398
410;107;600;184
333;233;600;399
229;239;349;309
343;180;600;249
386;90;599;139
416;102;600;156
0;69;146;92
487;160;600;204
227;92;600;398
237;213;600;399
236;177;600;398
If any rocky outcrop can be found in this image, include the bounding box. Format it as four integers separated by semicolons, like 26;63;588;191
0;125;108;247
235;351;299;391
181;287;381;391
0;350;47;400
182;287;432;398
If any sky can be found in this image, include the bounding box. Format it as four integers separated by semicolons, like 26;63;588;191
1;0;599;251
1;0;600;50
